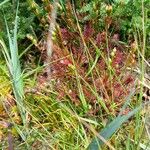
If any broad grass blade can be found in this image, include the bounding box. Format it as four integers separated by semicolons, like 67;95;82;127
87;106;142;150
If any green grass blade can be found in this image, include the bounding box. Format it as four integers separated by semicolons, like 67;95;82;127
87;105;142;150
13;2;24;97
0;0;10;7
59;0;66;12
80;76;109;114
3;15;15;78
13;1;19;61
3;1;26;127
0;38;11;66
118;86;136;116
86;54;100;77
19;43;33;58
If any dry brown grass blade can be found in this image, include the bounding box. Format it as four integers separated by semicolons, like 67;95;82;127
46;0;58;81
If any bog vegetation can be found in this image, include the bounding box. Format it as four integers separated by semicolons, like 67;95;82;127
0;0;150;149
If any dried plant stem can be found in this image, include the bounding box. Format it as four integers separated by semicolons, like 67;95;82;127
46;0;58;81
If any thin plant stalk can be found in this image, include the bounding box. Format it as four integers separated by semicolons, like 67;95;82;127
1;3;26;128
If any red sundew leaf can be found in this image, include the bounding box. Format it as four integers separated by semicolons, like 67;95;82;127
102;76;111;95
113;89;123;98
71;47;82;61
112;50;124;67
98;59;106;70
94;78;102;90
37;75;47;84
102;75;109;85
113;83;121;89
115;69;121;75
68;90;77;99
79;54;89;67
120;107;131;115
83;88;96;103
112;34;120;41
123;75;134;85
61;28;71;40
68;90;80;106
4;95;16;110
60;59;72;66
83;22;94;40
96;33;102;47
71;46;77;56
57;91;65;100
96;32;106;46
51;62;68;78
113;82;125;99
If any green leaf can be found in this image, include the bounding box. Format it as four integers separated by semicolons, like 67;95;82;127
0;0;9;7
87;106;142;150
59;0;66;12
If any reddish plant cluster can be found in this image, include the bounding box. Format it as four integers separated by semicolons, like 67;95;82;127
47;29;135;113
36;2;137;114
83;21;94;41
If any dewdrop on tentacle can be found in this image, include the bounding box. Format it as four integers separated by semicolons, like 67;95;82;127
108;57;112;63
111;47;117;57
106;5;112;13
51;26;57;41
68;64;76;70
